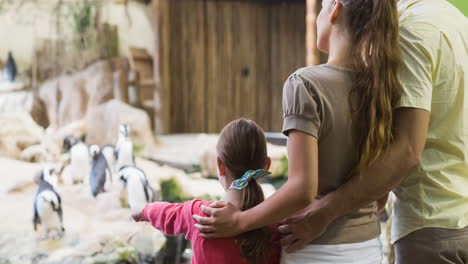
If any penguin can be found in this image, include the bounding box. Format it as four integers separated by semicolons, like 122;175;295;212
101;144;116;175
89;145;112;197
118;166;157;212
5;51;17;82
115;124;135;171
63;136;90;185
33;168;65;239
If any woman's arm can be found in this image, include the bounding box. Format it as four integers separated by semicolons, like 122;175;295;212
278;108;429;252
193;130;318;238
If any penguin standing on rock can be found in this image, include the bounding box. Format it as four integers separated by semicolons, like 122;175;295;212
101;144;116;175
33;168;65;239
63;136;90;184
5;51;17;82
89;145;112;197
118;166;157;212
115;124;135;171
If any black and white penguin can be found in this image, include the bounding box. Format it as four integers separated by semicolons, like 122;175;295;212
63;136;90;184
5;51;17;82
101;144;116;175
118;166;157;212
33;168;65;239
89;145;112;197
115;124;135;171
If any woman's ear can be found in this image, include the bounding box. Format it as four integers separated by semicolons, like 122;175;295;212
264;157;272;171
217;157;226;177
330;1;344;24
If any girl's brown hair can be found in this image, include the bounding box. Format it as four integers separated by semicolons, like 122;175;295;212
217;118;272;264
340;0;403;173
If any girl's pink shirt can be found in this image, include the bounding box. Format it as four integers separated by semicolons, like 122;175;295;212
142;199;281;264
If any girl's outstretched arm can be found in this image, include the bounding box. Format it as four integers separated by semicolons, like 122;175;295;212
193;131;318;238
138;200;201;237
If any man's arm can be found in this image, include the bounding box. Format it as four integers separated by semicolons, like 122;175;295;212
279;107;430;252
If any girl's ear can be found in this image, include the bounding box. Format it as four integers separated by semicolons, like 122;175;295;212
264;157;272;171
217;157;226;177
330;0;344;24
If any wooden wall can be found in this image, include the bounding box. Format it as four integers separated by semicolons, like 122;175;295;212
156;0;306;134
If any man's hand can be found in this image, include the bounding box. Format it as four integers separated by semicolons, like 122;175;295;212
132;211;143;222
278;199;334;253
192;201;244;238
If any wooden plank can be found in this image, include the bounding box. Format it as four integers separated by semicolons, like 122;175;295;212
219;1;234;132
255;2;271;131
171;0;184;133
153;0;171;134
158;0;307;134
188;0;206;132
205;0;220;133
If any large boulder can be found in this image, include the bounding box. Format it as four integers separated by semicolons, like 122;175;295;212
0;158;41;194
0;90;48;128
56;75;88;128
85;100;157;154
19;120;87;164
38;57;129;128
0;112;44;160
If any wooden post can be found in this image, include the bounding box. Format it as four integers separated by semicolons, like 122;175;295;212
306;0;320;66
153;0;170;134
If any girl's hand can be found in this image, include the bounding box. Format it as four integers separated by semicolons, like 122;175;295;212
192;201;244;238
132;211;143;222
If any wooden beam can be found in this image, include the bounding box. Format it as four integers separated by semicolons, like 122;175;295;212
152;0;170;134
306;0;320;66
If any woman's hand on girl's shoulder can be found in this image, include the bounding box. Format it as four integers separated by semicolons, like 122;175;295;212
192;201;244;238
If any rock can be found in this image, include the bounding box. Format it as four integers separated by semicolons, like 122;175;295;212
0;92;50;129
38;58;129;129
0;157;167;264
0;91;32;112
56;75;88;128
128;223;166;258
199;142;218;178
85;100;157;154
20;145;50;163
81;59;114;109
0;158;40;194
82;245;139;264
39;78;61;127
30;96;50;128
0;112;44;160
152;134;218;171
43;120;88;155
0;81;28;93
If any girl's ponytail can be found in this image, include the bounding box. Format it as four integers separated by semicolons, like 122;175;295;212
236;181;272;264
217;119;273;264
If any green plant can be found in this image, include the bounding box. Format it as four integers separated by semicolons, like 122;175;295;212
0;0;16;14
160;178;186;203
68;0;96;50
68;0;95;34
133;143;145;157
275;155;289;178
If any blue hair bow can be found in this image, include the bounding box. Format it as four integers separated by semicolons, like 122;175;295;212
229;169;271;190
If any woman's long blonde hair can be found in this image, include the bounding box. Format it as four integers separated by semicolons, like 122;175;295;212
341;0;403;173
